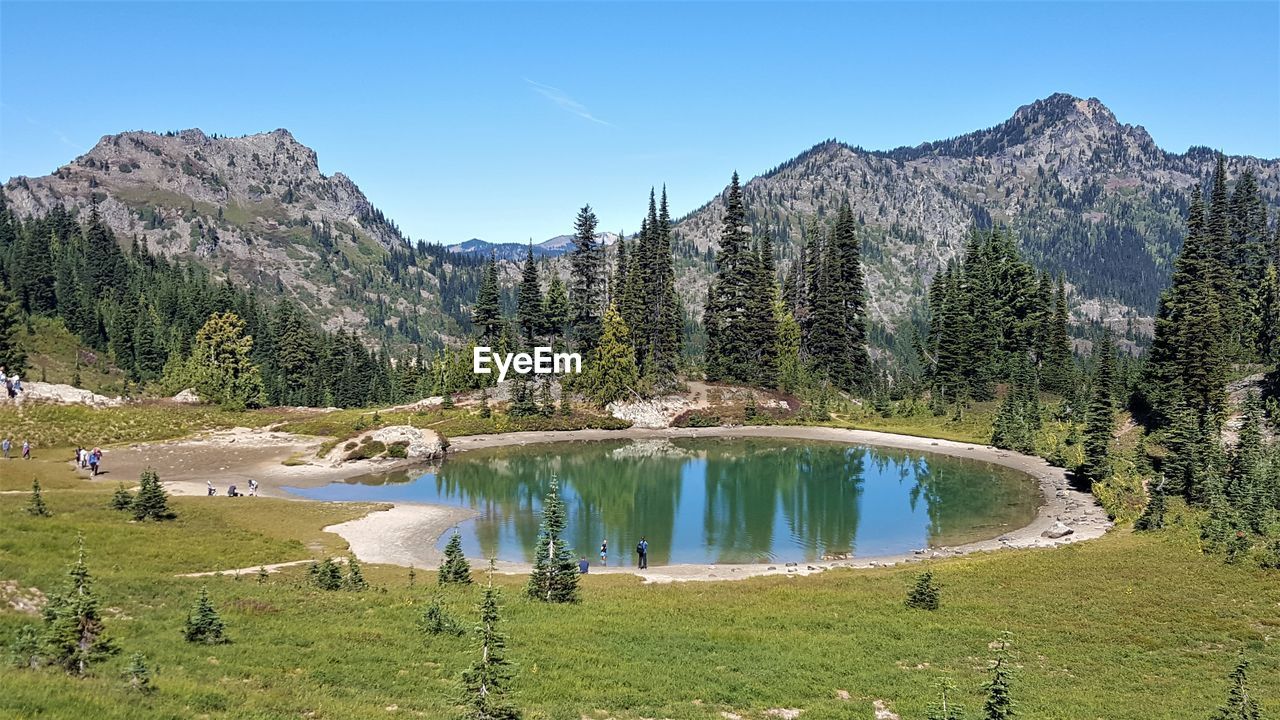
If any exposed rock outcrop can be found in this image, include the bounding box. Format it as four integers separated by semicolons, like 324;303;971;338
324;425;446;465
11;381;124;408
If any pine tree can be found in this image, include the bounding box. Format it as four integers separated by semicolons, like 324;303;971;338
0;281;26;374
829;200;871;391
516;244;544;342
308;557;343;590
905;570;941;610
460;563;520;720
131;467;172;521
1079;332;1116;488
580;304;639;407
569;205;604;353
926;677;965;720
1040;274;1074;394
182;587;227;644
439;531;473;585
1225;394;1267;532
526;477;579;603
420;595;464;637
25;478;50;517
473;254;504;346
1210;656;1262;720
982;635;1016;720
344;554;368;591
124;652;153;693
542;273;571;338
41;536;116;675
110;483;133;511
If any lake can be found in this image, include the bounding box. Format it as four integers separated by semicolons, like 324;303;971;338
289;437;1042;565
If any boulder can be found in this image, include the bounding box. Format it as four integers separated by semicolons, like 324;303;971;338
1041;521;1074;539
607;394;691;428
14;381;124;408
172;388;201;404
368;425;446;461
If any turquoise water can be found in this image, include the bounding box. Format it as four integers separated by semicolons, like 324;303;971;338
290;437;1041;565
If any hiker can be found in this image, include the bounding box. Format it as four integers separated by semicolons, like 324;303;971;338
21;440;30;460
599;539;608;566
1;438;9;459
636;537;648;569
578;557;589;574
88;451;99;476
11;375;20;397
248;478;259;496
74;447;83;467
228;484;239;497
207;480;215;496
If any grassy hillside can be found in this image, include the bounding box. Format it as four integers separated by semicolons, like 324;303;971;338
0;456;1275;719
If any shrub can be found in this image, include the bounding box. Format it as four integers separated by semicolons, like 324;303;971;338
906;570;941;610
308;558;343;590
385;441;409;459
344;441;386;461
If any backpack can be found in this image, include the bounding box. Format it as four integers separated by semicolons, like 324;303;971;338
636;542;645;554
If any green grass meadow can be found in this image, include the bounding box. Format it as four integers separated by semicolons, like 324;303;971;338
1;456;1276;719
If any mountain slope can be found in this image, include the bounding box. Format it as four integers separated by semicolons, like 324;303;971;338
671;93;1280;339
2;128;480;344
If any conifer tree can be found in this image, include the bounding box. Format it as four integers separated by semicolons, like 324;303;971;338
344;554;368;591
829;200;871;391
1134;479;1167;532
926;677;965;720
1039;274;1074;394
131;467;171;521
526;477;579;603
42;536;116;675
308;557;343;590
580;304;639;407
460;563;520;720
124;652;153;693
171;312;265;410
473;254;503;346
1225;394;1268;533
439;531;473;585
982;635;1016;720
0;281;26;373
569;205;604;353
1079;332;1117;488
110;483;133;511
542;273;571;338
420;595;464;637
1210;655;1262;720
905;570;941;610
182;587;227;644
25;479;50;517
516;244;544;342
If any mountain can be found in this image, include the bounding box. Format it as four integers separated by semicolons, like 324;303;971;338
1;128;483;345
671;93;1280;342
447;232;621;260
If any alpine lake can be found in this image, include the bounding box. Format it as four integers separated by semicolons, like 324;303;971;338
290;437;1042;566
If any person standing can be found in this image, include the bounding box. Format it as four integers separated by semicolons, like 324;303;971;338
636;537;648;569
599;539;608;566
207;479;215;496
2;438;10;459
21;440;30;460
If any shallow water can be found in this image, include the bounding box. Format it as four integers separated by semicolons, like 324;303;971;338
290;437;1042;565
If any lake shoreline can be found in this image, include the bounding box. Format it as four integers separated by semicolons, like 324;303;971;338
103;424;1112;583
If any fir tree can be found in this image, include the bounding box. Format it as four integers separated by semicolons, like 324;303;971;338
124;652;153;693
460;563;520;720
131;467;172;521
110;482;133;511
1210;655;1262;720
257;565;269;584
541;273;571;338
308;557;343;590
526;477;579;603
25;478;50;517
516;244;544;342
1079;332;1116;488
926;677;965;720
473;254;504;345
905;570;941;610
344;554;368;591
420;595;464;637
982;635;1016;720
1134;480;1167;532
0;281;26;373
182;587;227;644
580;304;639;407
439;531;473;585
41;536;116;675
569;205;604;353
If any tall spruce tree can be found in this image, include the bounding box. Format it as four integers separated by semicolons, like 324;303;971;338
472;254;504;346
1079;332;1117;488
516;244;543;343
0;281;26;374
460;564;520;720
526;477;579;603
569;205;604;353
581;304;639;406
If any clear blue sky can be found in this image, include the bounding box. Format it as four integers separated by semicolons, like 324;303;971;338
2;2;1277;245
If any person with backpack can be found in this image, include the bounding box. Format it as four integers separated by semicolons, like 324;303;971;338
636;537;648;569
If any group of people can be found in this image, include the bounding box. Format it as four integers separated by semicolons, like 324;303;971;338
207;478;258;497
577;536;649;573
3;438;31;460
0;366;23;402
75;447;103;475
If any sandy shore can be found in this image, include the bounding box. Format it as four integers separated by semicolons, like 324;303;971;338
99;424;1111;582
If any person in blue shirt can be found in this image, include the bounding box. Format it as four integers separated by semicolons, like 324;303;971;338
578;557;589;574
636;537;648;569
